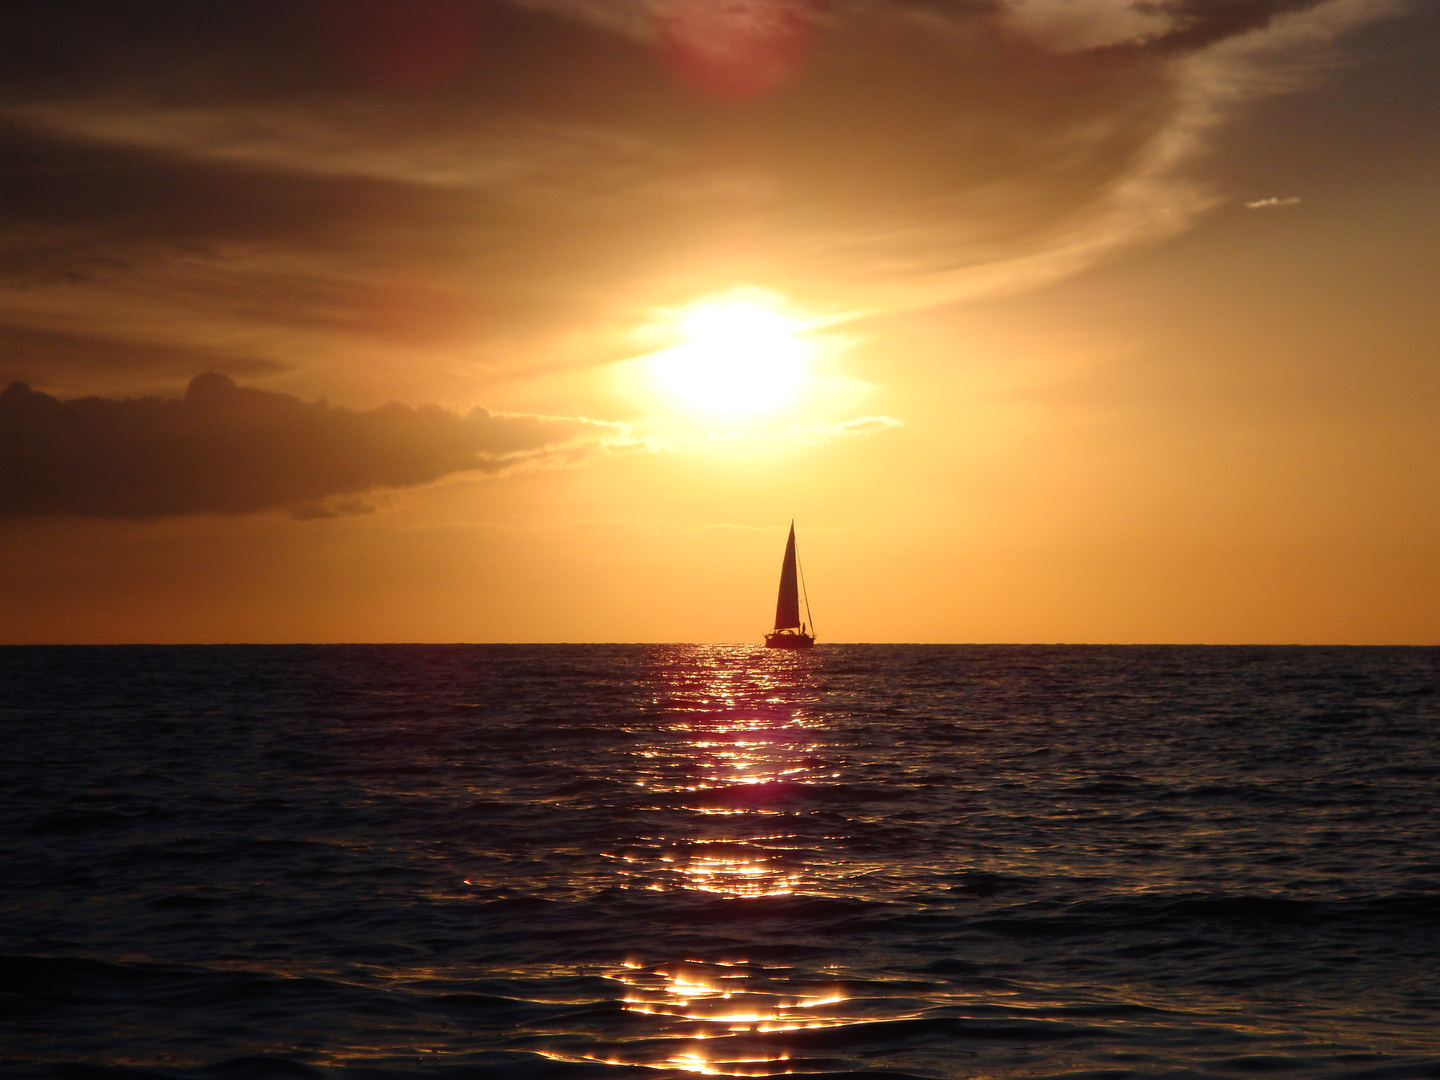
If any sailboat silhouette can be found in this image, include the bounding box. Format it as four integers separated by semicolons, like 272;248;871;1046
764;521;815;649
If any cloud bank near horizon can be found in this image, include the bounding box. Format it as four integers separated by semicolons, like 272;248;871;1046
0;372;632;519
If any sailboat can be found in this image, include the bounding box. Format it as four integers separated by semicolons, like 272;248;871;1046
764;521;815;649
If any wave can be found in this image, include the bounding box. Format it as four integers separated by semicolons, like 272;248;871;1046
5;644;1440;1079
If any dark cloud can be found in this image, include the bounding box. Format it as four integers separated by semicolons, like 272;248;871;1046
1116;0;1326;56
0;372;624;519
0;0;1392;390
0;122;463;287
0;323;287;390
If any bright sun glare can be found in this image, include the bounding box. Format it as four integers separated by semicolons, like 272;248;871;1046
649;293;812;418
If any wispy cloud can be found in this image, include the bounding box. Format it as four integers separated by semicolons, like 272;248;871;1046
0;0;1402;394
1246;195;1304;208
701;414;903;446
786;415;903;445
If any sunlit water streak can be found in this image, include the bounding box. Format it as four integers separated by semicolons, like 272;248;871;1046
2;644;1439;1079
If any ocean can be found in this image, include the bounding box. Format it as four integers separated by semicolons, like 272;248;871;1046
2;644;1438;1080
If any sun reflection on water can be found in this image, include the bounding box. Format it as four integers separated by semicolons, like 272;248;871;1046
610;658;834;898
613;961;849;1030
591;960;852;1075
528;957;858;1076
681;850;801;897
554;648;861;1075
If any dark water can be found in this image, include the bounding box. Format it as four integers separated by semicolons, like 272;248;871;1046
3;645;1439;1080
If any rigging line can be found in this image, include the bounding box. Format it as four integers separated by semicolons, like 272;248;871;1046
797;542;815;636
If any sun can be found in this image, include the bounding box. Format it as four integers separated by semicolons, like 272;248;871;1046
648;292;813;418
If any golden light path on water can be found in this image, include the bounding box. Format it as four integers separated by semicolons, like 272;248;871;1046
535;650;896;1076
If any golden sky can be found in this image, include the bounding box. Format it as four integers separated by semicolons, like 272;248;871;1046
1;0;1436;643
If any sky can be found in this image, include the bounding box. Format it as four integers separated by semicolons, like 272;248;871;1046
0;0;1436;644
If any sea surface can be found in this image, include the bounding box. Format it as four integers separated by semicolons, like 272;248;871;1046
3;645;1439;1080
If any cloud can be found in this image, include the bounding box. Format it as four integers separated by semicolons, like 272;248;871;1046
0;321;288;393
1245;195;1303;208
0;372;633;519
701;414;902;445
786;415;903;445
0;0;1403;392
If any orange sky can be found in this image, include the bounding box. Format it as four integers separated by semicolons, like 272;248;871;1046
1;0;1436;644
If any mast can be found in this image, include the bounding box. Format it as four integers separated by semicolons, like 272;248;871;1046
773;521;801;631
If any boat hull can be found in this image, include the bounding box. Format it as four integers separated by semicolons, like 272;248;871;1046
765;632;815;649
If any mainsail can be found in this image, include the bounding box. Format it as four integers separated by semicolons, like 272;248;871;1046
773;522;801;630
